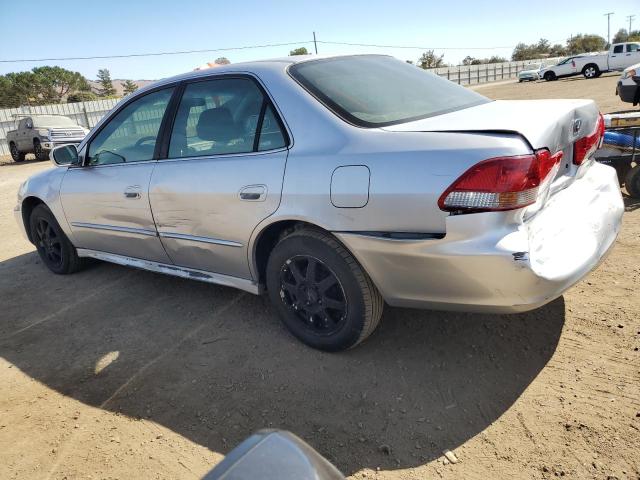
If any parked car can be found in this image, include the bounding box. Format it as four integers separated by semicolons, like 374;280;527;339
540;55;588;81
541;43;640;81
14;55;624;351
616;62;640;106
518;63;543;82
7;114;88;162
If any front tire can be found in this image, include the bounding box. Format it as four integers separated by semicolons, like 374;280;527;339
34;140;49;161
10;142;25;162
266;227;383;351
543;71;556;81
30;204;83;274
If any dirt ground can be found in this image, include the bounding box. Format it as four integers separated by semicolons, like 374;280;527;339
1;74;639;480
473;72;631;114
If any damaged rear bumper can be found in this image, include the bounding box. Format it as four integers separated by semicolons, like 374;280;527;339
335;163;623;314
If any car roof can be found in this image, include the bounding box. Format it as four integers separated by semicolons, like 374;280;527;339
135;54;391;93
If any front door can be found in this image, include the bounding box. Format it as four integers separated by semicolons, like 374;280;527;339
60;87;175;263
149;76;289;279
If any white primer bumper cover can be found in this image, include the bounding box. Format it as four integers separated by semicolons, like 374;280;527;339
336;163;623;313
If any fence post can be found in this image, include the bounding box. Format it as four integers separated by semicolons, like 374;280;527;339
447;69;450;81
82;102;90;127
458;66;461;84
468;67;471;85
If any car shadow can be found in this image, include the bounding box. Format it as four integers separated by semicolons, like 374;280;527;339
0;252;565;475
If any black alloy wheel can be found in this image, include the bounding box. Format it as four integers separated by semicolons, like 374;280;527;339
266;227;383;351
34;217;63;269
29;204;83;274
279;255;348;336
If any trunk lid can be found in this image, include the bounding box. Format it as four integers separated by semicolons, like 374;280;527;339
382;99;600;156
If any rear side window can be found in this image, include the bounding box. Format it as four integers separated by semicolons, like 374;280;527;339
168;78;287;158
627;44;639;53
613;45;624;54
289;55;489;128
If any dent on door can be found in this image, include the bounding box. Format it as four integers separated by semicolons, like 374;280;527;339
149;151;288;279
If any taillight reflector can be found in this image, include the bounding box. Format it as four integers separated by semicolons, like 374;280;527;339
574;113;605;165
438;149;562;213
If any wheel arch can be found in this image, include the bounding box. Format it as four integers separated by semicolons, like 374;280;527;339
21;196;46;243
251;219;342;286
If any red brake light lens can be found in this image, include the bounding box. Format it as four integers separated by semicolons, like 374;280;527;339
574;113;605;165
438;149;562;213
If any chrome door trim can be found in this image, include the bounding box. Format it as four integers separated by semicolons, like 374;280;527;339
158;231;243;247
76;248;260;294
71;222;158;237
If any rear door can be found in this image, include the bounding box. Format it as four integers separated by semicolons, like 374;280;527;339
60;87;175;263
149;75;289;279
609;44;626;70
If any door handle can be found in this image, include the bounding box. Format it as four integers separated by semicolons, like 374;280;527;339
239;185;266;201
124;186;141;199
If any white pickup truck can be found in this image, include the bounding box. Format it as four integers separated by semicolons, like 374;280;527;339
540;42;640;81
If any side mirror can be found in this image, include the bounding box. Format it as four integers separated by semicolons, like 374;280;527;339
50;144;80;167
203;430;344;480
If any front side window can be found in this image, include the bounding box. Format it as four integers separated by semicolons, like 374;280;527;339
87;88;173;166
289;55;489;127
613;45;624;54
168;78;287;158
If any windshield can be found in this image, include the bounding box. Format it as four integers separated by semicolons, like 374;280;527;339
32;115;77;127
289;55;490;128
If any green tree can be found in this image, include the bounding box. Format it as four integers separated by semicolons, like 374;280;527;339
214;57;231;65
418;50;445;69
613;28;628;44
628;30;640;42
122;79;138;95
67;91;97;103
96;69;116;97
566;34;606;55
549;44;567;57
512;38;552;61
32;66;89;103
289;47;309;56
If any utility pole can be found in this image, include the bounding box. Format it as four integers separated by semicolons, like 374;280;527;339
604;12;614;45
313;31;318;54
627;14;636;34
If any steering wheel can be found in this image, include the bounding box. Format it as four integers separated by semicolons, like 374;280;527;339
134;136;156;148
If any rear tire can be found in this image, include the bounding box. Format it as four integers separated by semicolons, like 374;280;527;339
582;64;599;79
10;142;25;162
625;165;640;198
543;71;556;81
266;227;383;351
30;204;83;274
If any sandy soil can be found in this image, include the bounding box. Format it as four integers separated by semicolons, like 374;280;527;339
473;72;633;114
0;78;639;480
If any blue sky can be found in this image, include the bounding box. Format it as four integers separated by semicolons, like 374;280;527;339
0;0;638;80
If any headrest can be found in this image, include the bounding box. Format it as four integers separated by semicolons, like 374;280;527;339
196;108;239;143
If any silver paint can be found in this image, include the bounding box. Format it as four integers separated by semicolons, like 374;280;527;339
15;55;624;312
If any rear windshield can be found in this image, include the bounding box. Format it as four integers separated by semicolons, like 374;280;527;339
288;55;490;127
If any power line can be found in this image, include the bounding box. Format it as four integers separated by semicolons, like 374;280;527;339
316;40;515;50
0;41;314;63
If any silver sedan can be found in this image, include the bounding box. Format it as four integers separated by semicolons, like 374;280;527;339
14;55;623;351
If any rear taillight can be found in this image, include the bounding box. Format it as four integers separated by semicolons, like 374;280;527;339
573;113;605;165
438;149;563;213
